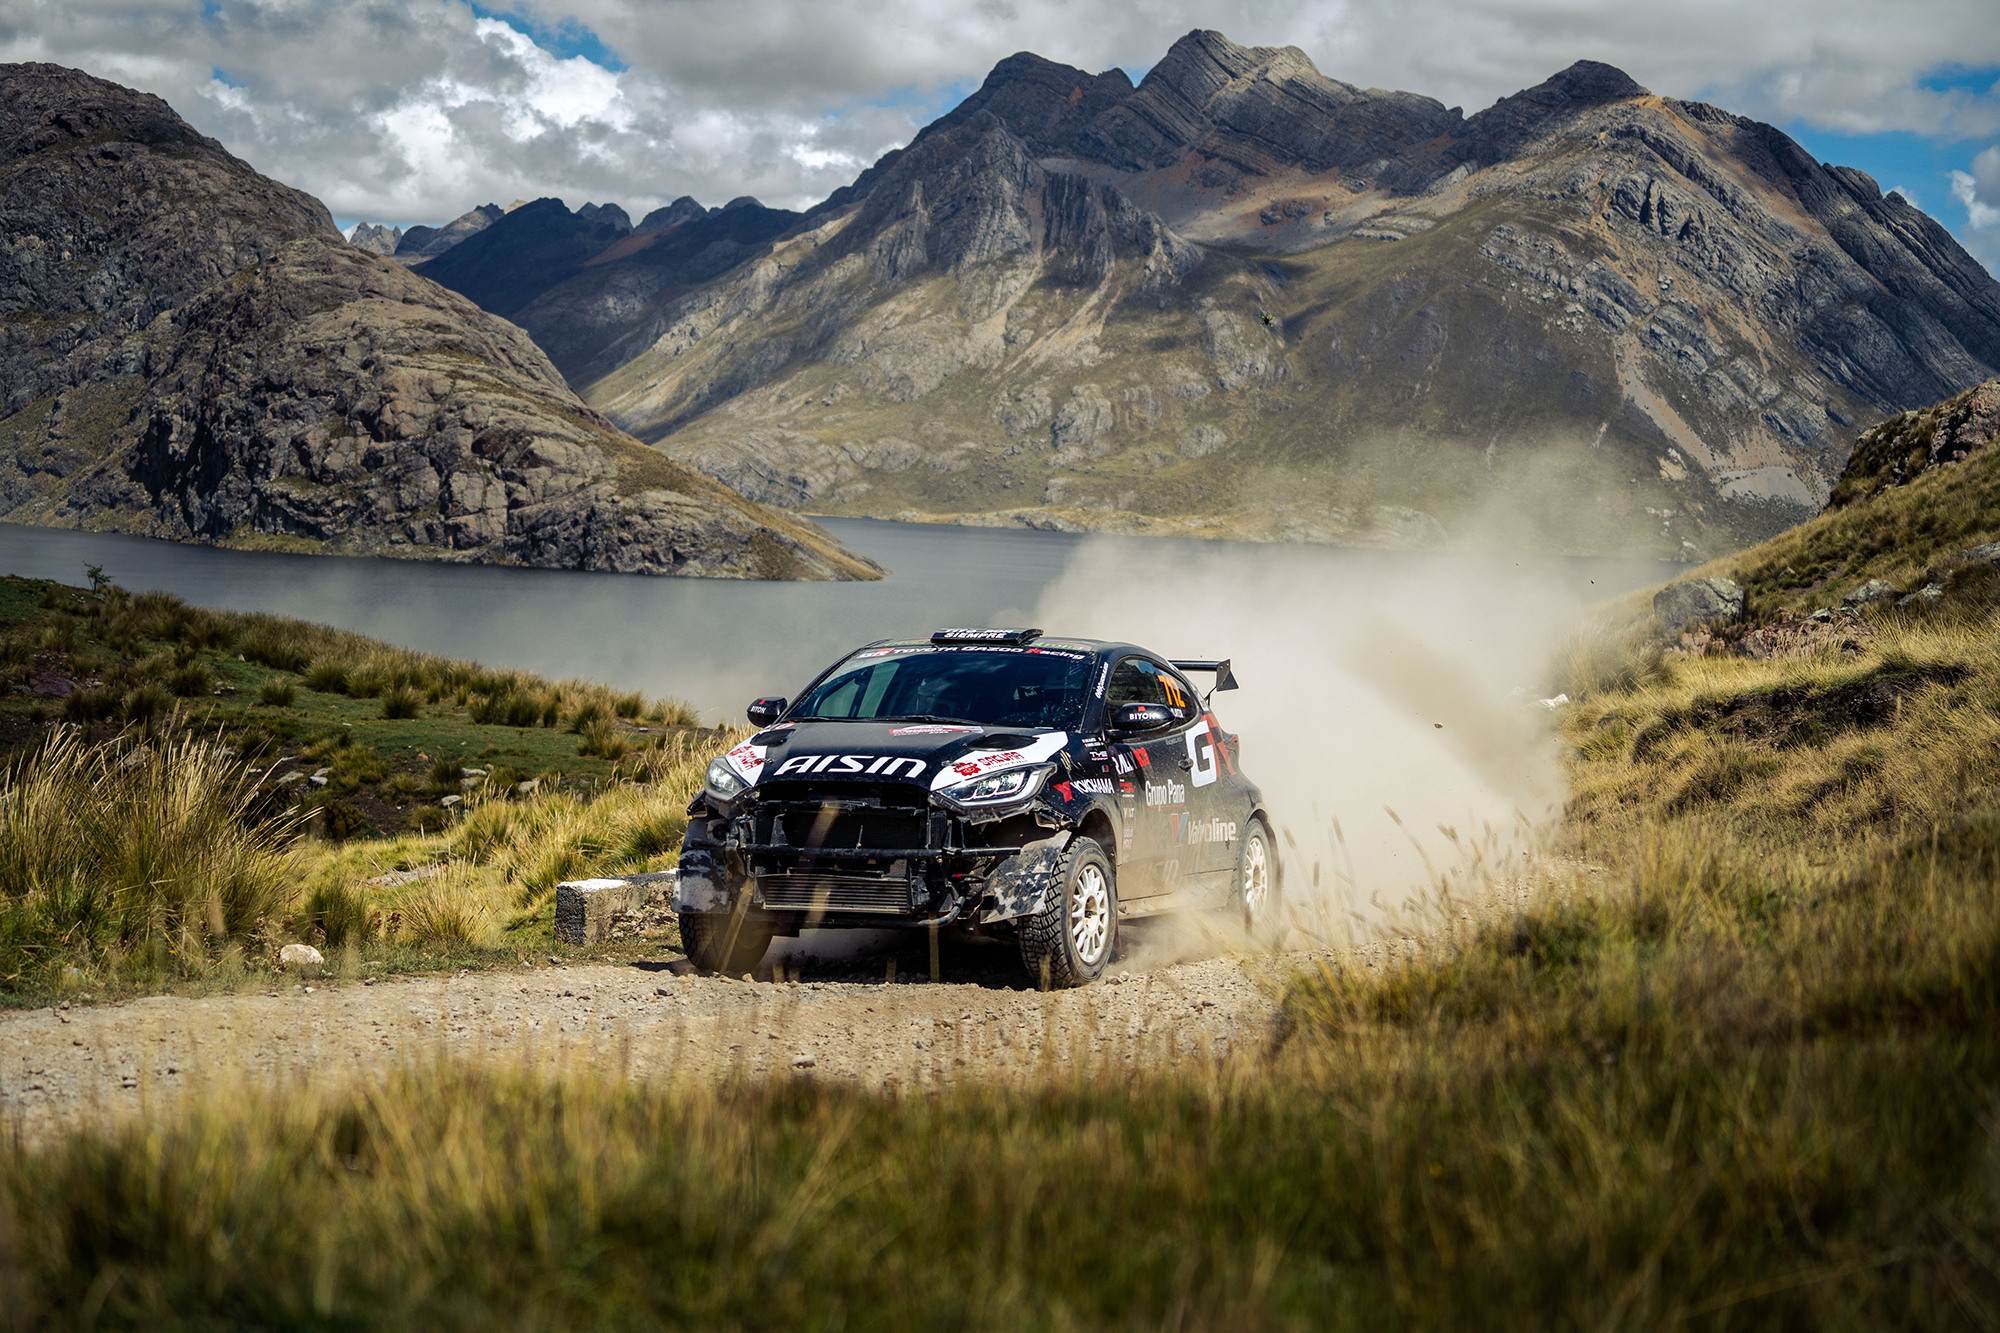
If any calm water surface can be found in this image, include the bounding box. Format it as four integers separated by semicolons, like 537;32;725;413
0;520;1670;720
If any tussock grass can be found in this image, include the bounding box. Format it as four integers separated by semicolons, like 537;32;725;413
0;729;296;989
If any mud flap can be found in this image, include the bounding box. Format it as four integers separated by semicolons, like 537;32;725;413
977;831;1074;924
673;846;736;913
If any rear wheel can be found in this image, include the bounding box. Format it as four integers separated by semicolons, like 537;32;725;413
1235;819;1283;949
1019;838;1116;988
679;907;776;976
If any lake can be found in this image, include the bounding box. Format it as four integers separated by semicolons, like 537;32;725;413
0;519;1672;722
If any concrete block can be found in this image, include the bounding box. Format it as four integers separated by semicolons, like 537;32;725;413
553;871;679;945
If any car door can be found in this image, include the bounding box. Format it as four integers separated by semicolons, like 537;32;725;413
1105;656;1202;901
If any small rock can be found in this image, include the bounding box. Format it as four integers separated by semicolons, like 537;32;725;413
791;1054;816;1069
1653;577;1745;629
278;943;324;969
439;795;461;808
655;986;674;997
1842;579;1897;607
1956;541;2000;566
515;779;539;796
277;771;306;785
1897;583;1946;608
461;767;487;778
1808;608;1833;623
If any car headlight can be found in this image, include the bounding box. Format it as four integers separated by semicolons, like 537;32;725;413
936;763;1053;809
704;756;747;802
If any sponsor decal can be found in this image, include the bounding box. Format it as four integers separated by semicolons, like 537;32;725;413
772;754;927;778
1133;747;1151;769
1118;781;1136;795
725;742;766;781
1169;813;1239;846
1161;675;1189;709
890;724;983;735
1144;778;1186;808
1186;720;1218;788
1053;778;1114;801
1111;751;1135;776
933;627;1022;641
1094;663;1110;699
1202;713;1238;776
950;750;1024;778
928;730;1070;792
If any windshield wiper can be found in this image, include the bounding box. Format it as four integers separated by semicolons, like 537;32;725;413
883;714;979;725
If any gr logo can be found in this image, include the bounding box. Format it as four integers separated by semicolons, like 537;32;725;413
1185;721;1218;788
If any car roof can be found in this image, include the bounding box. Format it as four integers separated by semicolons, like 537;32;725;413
851;635;1171;663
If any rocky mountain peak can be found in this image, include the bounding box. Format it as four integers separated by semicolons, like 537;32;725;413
637;196;706;232
0;61;337;410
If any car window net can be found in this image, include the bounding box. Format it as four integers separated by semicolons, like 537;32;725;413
795;649;1092;728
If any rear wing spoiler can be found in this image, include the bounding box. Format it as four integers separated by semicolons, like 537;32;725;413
1170;659;1238;693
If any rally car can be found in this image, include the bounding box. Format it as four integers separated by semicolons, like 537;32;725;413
673;627;1279;987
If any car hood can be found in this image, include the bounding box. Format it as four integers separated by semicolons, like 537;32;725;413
721;721;1072;793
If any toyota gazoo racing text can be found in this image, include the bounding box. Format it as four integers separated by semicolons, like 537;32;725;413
674;627;1280;987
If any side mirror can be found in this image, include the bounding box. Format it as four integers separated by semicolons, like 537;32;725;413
747;697;787;726
1110;702;1174;734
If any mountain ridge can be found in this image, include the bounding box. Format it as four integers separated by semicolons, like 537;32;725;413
444;31;1999;559
0;63;880;580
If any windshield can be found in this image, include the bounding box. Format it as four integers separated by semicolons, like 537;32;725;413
791;646;1094;730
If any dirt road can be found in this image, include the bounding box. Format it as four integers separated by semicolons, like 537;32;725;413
0;921;1310;1144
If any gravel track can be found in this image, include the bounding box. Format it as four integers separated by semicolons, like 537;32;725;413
0;920;1305;1144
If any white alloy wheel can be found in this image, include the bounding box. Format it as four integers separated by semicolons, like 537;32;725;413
1069;861;1111;964
1241;830;1271;928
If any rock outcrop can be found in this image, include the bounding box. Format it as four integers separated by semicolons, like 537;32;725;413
0;64;880;580
348;222;403;255
1826;378;2000;507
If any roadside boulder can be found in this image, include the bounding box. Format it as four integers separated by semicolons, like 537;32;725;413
278;943;325;970
1653;577;1744;629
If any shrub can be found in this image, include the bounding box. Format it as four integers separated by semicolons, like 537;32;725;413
37;617;76;652
61;688;118;725
299;880;369;946
613;691;644;720
167;662;215;698
576;718;628;760
315;801;371;841
395;868;491;945
566;699;607;733
258;680;297;707
122;683;172;725
303;659;349;695
426;755;464;793
409;806;452;833
382;686;420;720
345;666;386;699
0;730;297;985
649;696;701;727
236;624;314;674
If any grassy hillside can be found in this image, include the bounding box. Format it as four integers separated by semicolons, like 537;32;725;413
0;574;732;998
6;444;2000;1322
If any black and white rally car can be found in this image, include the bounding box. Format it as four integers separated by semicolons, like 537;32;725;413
674;627;1279;987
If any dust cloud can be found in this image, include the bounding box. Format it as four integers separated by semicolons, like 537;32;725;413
1024;537;1619;942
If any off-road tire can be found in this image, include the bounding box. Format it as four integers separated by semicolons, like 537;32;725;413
1234;817;1284;949
1019;838;1116;988
679;907;776;976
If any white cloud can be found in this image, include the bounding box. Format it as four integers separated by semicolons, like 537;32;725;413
1951;146;2000;229
2;0;1997;230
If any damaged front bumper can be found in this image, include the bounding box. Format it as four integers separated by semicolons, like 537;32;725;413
673;785;1074;930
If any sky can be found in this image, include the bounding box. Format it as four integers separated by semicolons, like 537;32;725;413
0;0;1995;274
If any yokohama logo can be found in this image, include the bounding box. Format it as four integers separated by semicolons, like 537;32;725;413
772;754;927;778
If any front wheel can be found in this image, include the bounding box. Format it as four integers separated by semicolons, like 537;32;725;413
679;907;776;976
1235;818;1284;950
1019;838;1117;988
